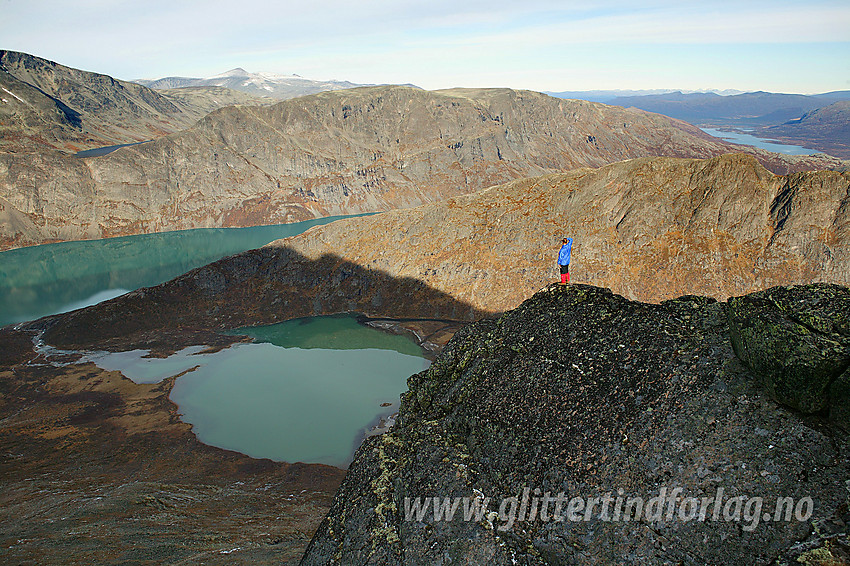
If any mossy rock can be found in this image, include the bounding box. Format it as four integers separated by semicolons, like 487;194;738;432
727;284;850;426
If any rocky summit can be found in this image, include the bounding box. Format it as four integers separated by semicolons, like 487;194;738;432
1;79;847;249
300;282;849;565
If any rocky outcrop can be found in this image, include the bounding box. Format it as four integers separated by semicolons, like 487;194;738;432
728;285;849;425
2;80;847;250
300;283;850;565
34;155;850;352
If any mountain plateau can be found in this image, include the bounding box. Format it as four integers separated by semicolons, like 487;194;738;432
135;67;363;100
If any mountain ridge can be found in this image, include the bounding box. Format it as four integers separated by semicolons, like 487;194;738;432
0;50;267;154
757;100;850;159
608;90;850;125
2;82;847;251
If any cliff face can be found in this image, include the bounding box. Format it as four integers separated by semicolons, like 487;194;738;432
300;283;849;565
2;84;846;250
36;155;849;355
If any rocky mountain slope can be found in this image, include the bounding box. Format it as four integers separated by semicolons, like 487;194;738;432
1;84;846;250
36;155;849;353
1;50;192;153
154;85;275;113
0;50;264;155
300;282;849;565
265;154;850;308
136;67;363;99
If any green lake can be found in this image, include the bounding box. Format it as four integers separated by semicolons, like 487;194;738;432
88;314;428;468
0;216;358;327
4;216;426;468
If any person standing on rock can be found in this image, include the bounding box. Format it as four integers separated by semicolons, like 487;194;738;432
557;237;573;285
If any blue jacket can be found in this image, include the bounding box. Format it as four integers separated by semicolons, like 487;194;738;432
557;238;573;265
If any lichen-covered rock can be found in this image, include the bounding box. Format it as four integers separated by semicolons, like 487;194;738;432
727;284;850;425
301;284;849;565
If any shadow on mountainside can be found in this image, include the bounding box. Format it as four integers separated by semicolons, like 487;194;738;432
28;246;497;353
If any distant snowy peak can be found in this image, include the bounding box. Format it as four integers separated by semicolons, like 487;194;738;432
206;68;301;81
206;67;251;79
137;68;364;99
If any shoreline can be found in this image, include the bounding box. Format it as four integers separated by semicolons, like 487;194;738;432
0;324;346;564
0;310;467;563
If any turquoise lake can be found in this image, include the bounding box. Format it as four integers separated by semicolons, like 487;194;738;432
89;314;428;468
2;217;427;468
700;128;820;155
0;216;358;327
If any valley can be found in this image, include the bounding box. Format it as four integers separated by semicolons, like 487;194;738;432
1;46;848;566
1;53;847;251
603;90;850;159
30;154;848;357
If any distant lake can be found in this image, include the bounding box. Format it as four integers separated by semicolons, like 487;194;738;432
74;141;148;158
0;216;361;326
88;314;429;467
700;128;820;155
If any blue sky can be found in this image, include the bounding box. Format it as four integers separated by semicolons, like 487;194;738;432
2;0;849;93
